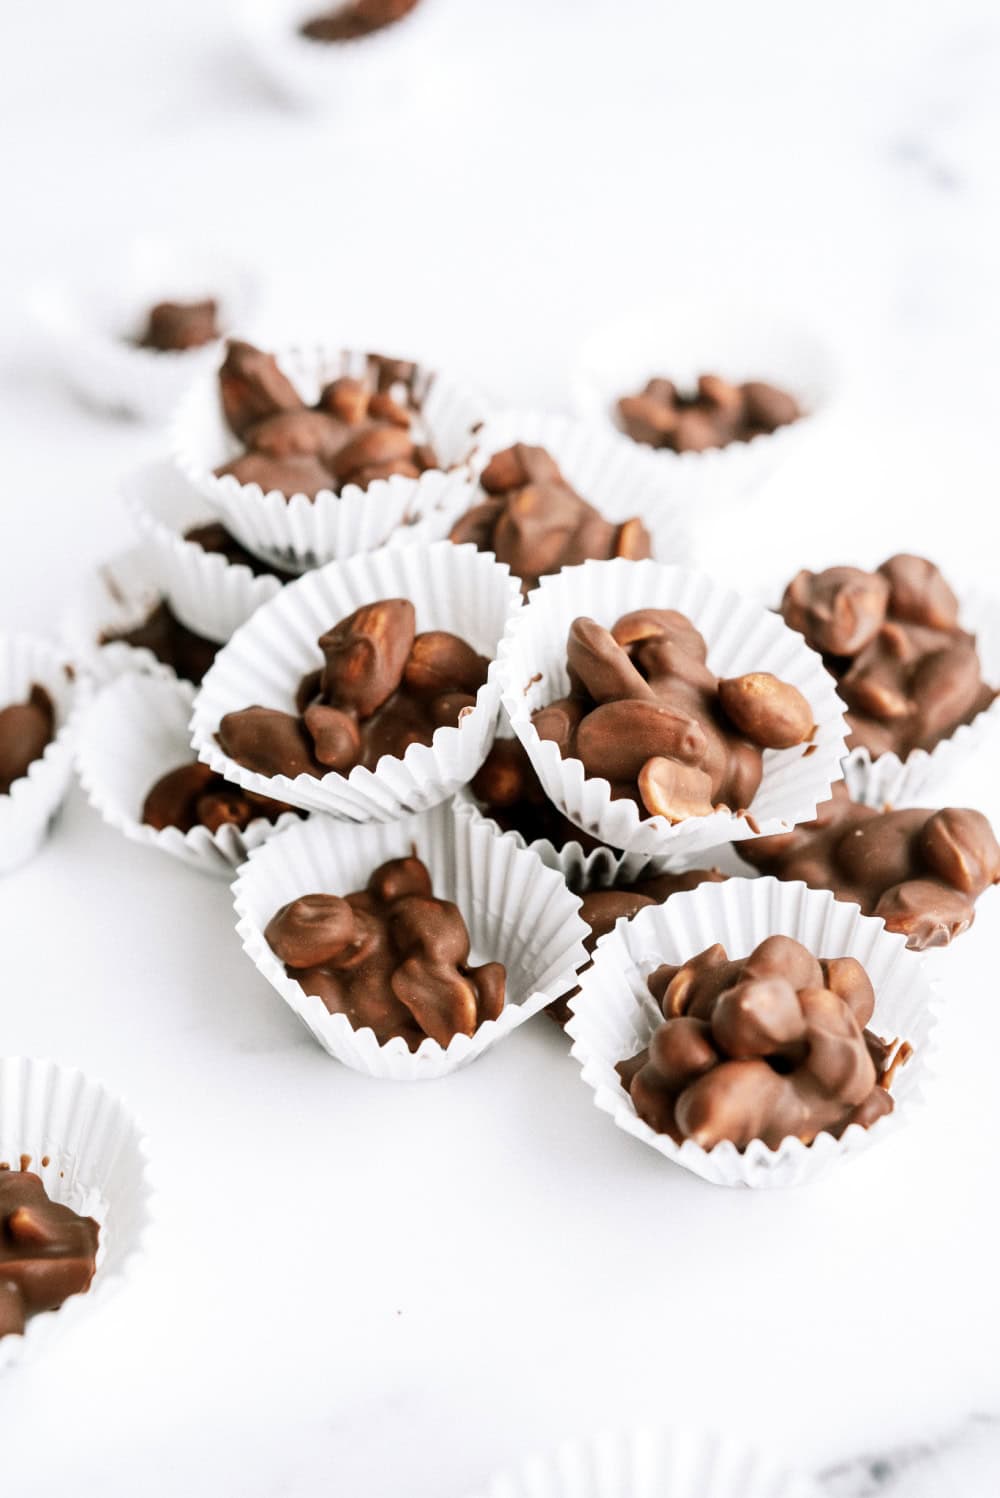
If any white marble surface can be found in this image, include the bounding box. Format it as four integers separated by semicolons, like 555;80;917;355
2;1;1000;1494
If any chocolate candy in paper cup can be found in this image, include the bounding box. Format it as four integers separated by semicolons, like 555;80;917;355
0;1057;152;1372
171;341;485;571
566;876;936;1189
498;558;848;862
232;798;590;1080
75;672;302;876
0;633;78;875
61;546;183;685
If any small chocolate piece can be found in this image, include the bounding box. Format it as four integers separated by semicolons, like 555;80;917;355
183;522;296;582
142;759;300;833
0;1171;99;1339
100;600;219;686
619;936;903;1150
0;684;55;795
138;299;220;352
449;444;652;593
300;0;420;41
618;374;801;453
739;782;1000;951
218;340;305;441
266;854;505;1050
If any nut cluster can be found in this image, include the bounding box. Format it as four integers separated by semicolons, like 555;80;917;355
740;782;1000;951
532;609;814;823
781;553;997;758
618;374;800;453
214;340;439;501
142;760;300;835
0;684;54;795
185;521;295;583
449;444;651;593
266;855;506;1050
619;935;900;1150
0;1171;100;1339
300;0;420;43
100;600;220;687
137;298;219;352
218;597;489;780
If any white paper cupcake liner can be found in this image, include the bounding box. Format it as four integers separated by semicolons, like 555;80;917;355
60;545;181;684
567;875;936;1189
0;633;78;875
191;541;521;821
125;459;288;642
461;409;693;569
572;302;839;508
470;1427;819;1498
29;236;259;422
171;341;486;570
75;672;303;876
233;798;590;1079
498;558;848;861
0;1056;152;1373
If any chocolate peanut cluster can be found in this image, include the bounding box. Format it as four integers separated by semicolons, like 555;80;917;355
300;0;420;42
142;760;301;835
184;521;296;582
533;610;814;822
0;684;55;795
471;738;606;851
101;600;220;686
266;855;505;1050
213;341;438;501
449;444;651;593
0;1171;100;1340
739;783;1000;951
138;299;219;352
618;936;903;1150
781;554;997;759
218;598;489;780
618;375;801;454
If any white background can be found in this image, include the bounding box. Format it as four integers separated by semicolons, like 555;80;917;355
2;2;1000;1494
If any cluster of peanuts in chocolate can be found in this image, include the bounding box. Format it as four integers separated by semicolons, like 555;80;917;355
142;760;300;835
0;684;54;796
449;444;651;594
218;597;489;780
532;609;814;823
741;783;1000;951
781;553;997;760
300;0;420;42
618;374;801;454
137;298;219;352
266;855;505;1051
214;340;439;501
619;936;901;1150
0;1171;100;1339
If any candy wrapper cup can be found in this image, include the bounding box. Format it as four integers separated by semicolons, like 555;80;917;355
0;1057;152;1373
566;876;936;1189
75;672;303;876
498;558;848;861
232;798;590;1079
191;541;521;822
60;546;181;685
470;1426;819;1498
0;633;78;875
29;236;258;422
171;342;485;570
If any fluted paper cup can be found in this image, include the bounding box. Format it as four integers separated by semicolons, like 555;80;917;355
233;798;590;1079
469;1427;819;1498
172;342;485;570
61;546;177;684
192;541;521;821
0;1057;152;1373
498;559;848;861
567;876;935;1188
29;236;258;422
75;672;302;876
0;633;78;875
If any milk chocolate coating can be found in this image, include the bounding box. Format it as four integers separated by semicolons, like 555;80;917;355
0;1170;100;1339
0;684;55;795
449;444;652;593
266;855;505;1050
213;341;438;499
101;600;219;686
780;555;997;759
533;610;813;823
300;0;420;41
619;935;901;1150
138;299;219;352
218;598;489;780
738;782;1000;950
618;374;801;453
184;522;296;582
142;760;301;834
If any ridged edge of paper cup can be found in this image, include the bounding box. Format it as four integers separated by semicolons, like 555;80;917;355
0;1057;153;1373
566;876;937;1189
191;541;522;821
75;672;302;875
497;558;848;859
170;342;486;569
60;545;181;686
232;798;590;1078
471;1426;820;1498
0;633;79;875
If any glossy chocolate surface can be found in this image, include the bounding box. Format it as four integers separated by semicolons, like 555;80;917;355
0;1171;99;1340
